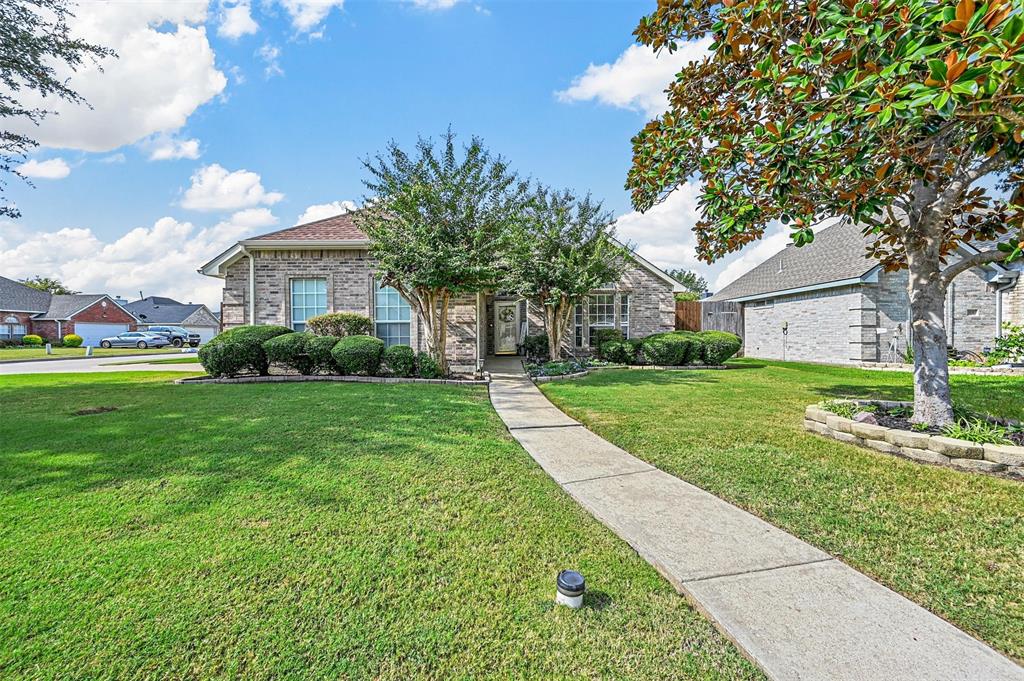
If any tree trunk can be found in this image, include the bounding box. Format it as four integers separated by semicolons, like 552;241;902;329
545;303;562;361
408;286;450;376
906;243;954;426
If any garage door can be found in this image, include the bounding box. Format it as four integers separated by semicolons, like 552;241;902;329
75;322;129;347
185;325;218;343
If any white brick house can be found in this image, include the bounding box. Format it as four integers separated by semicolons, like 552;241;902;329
199;212;683;371
707;219;1023;364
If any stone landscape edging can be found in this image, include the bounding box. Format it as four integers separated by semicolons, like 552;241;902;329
530;363;728;384
804;400;1024;480
861;363;1024;376
175;374;489;386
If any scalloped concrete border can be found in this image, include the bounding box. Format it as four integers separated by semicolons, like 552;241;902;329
861;363;1024;376
530;363;728;384
805;401;1024;481
174;374;489;386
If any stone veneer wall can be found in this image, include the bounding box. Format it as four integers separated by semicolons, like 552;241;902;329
946;266;999;353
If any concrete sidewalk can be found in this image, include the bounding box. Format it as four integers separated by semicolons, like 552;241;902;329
485;357;1023;681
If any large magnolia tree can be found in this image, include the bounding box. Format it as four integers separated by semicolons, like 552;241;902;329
628;0;1024;425
505;187;625;360
356;131;529;374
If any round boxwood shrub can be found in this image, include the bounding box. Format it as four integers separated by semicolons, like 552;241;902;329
600;339;640;364
62;334;83;348
697;330;742;365
331;335;385;376
305;312;372;337
416;351;443;379
307;335;340;373
22;334;43;346
263;332;315;375
198;325;292;377
383;344;416;377
591;328;624;356
640;332;696;366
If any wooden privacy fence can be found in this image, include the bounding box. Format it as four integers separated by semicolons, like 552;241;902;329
675;300;744;338
675;301;702;331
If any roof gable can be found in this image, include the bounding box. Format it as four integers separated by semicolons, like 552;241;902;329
126;297;206;324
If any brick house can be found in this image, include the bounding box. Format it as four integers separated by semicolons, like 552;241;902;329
0;276;138;345
199;213;683;372
706;219;1024;364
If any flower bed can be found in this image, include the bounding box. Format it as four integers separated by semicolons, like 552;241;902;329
804;400;1024;479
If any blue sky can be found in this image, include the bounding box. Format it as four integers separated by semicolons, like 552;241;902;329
2;0;782;307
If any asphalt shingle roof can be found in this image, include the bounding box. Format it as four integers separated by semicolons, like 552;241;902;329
125;297;205;324
248;212;367;242
709;220;877;301
0;276;52;313
34;294;112;320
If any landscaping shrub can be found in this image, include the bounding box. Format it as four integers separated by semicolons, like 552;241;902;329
263;332;315;375
306;312;372;338
416;351;443;379
640;332;695;366
198;325;292;377
987;322;1024;364
696;330;742;365
591;328;624;355
383;344;416;377
62;334;83;348
307;335;341;373
600;339;640;364
521;334;549;360
331;335;385;376
22;335;43;346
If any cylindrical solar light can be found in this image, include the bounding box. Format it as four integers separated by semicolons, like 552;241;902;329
556;570;585;609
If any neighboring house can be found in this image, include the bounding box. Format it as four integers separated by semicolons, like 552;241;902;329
706;220;1024;364
125;296;221;343
0;276;138;345
199;213;683;372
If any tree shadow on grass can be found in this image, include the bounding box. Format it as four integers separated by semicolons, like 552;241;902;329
813;383;913;402
582;370;723;388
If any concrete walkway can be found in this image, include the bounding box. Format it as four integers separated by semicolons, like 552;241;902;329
485;357;1023;681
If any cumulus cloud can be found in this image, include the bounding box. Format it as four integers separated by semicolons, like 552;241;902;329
16;158;71;179
408;0;462;9
145;135;201;161
279;0;345;34
614;181;705;271
296;200;358;224
218;0;259;39
181;164;284;212
7;2;226;152
557;38;711;118
711;223;791;291
0;209;278;308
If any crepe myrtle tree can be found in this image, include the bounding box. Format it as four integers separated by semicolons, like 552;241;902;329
628;0;1024;426
356;131;530;375
505;187;626;361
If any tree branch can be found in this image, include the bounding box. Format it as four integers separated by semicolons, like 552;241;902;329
940;249;1009;286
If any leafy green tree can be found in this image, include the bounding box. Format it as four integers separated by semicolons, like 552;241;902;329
356;131;529;374
19;276;79;295
667;268;708;295
505;187;626;360
628;0;1024;425
2;0;114;218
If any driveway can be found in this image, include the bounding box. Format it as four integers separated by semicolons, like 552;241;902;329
0;354;201;375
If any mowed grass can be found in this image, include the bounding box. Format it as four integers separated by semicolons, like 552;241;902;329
0;372;761;680
541;359;1024;660
0;347;180;362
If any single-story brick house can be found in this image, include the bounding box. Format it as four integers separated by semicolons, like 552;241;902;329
706;219;1024;364
124;296;221;343
0;276;139;345
199;213;683;372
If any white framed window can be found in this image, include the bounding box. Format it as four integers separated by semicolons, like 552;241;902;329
619;294;630;339
0;323;26;339
290;278;327;331
574;304;584;347
588;293;615;346
374;280;411;347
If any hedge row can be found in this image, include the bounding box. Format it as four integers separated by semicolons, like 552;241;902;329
599;330;741;366
198;325;442;378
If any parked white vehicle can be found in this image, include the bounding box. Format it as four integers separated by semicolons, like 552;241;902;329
98;331;171;349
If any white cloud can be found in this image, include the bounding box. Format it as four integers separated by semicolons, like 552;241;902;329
408;0;461;9
297;200;357;224
145;135;202;161
614;181;704;271
0;209;278;308
181;164;284;212
257;43;284;78
7;2;226;152
98;153;126;164
557;38;711;118
279;0;344;34
16;158;71;179
218;0;259;39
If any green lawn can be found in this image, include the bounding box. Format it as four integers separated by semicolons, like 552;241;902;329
541;359;1024;660
0;347;180;362
0;372;761;680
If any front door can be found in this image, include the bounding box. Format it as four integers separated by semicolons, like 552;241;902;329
494;301;518;354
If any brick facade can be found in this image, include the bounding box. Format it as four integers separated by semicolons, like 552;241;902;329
29;300;137;342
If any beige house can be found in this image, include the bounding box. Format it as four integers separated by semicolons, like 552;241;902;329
199;212;683;372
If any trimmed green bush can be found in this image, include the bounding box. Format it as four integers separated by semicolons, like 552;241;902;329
591;328;624;355
521;334;549;359
383;344;416;377
307;335;340;373
696;330;742;365
198;325;292;377
263;332;315;375
417;351;443;379
306;312;372;338
600;339;640;364
331;335;385;376
640;332;695;366
62;334;83;348
22;335;43;346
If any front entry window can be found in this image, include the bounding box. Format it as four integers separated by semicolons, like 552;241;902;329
290;278;327;331
588;293;615;345
374;281;411;347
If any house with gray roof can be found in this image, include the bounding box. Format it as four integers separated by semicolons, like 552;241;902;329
706;220;1023;364
125;296;221;343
